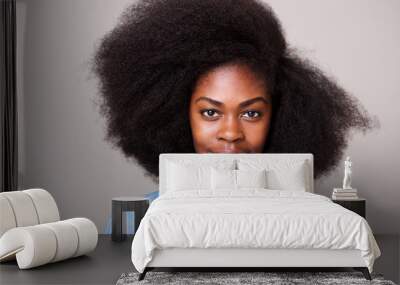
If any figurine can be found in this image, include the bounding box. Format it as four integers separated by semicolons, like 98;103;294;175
342;156;352;189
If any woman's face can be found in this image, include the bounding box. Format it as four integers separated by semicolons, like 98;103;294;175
189;63;272;153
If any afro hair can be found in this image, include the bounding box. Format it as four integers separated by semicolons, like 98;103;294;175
92;0;374;181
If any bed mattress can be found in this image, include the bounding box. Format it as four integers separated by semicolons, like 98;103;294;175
131;189;380;273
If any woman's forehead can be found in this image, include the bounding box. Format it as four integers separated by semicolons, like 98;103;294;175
192;63;270;104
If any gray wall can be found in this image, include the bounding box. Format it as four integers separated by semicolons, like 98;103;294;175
16;0;400;235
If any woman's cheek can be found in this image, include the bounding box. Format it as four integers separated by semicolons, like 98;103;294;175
244;119;270;149
190;118;216;152
198;120;219;139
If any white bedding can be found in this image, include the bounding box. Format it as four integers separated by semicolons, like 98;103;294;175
131;189;380;273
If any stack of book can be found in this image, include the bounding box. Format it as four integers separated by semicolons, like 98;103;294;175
332;188;358;200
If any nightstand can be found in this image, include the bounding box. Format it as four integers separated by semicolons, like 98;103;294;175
332;198;366;218
112;196;149;242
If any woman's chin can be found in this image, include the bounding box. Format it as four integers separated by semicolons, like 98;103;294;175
206;149;250;154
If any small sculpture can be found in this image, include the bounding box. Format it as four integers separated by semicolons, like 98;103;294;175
342;156;352;189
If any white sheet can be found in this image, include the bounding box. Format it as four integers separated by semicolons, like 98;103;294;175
131;189;380;273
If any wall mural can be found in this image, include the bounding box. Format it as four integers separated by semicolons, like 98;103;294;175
92;0;375;183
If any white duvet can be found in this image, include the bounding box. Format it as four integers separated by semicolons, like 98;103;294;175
131;189;380;273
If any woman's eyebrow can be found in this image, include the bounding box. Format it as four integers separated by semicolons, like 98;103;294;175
194;96;269;108
239;97;270;108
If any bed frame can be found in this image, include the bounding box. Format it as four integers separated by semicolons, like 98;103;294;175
138;153;372;281
141;248;371;280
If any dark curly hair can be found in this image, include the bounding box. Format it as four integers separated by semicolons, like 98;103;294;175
92;0;374;181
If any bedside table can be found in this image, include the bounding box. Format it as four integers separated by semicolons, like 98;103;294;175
112;196;149;242
332;198;366;218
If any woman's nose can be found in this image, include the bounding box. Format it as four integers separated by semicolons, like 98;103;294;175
217;116;244;143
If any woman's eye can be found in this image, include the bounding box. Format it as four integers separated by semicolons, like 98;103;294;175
201;109;219;118
200;109;261;120
242;111;261;119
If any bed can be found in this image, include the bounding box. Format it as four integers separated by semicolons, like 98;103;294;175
131;153;381;281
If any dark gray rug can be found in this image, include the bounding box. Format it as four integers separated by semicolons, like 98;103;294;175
116;271;397;285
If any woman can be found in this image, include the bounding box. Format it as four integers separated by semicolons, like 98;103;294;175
92;0;373;181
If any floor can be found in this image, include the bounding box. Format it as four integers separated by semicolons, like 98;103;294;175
0;234;398;285
0;235;133;285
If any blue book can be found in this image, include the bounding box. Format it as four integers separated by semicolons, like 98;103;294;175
126;211;135;235
145;191;159;203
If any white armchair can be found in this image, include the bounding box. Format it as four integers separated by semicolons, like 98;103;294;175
0;189;98;269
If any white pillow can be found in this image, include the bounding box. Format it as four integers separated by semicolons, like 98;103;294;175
211;168;268;190
166;161;211;191
266;163;307;191
238;159;308;191
211;168;236;190
236;169;267;189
